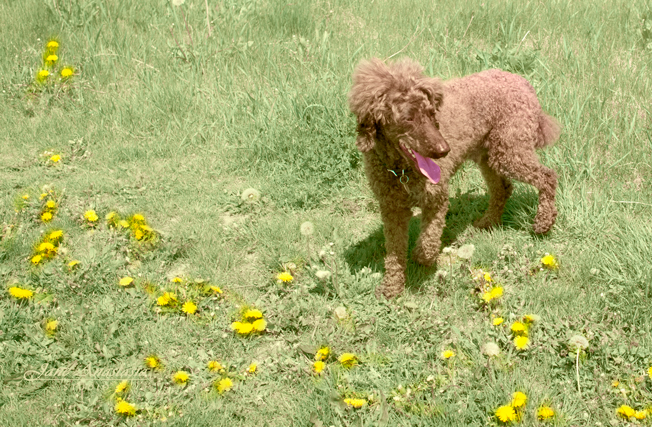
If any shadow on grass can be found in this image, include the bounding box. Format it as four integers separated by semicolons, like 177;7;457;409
343;189;539;292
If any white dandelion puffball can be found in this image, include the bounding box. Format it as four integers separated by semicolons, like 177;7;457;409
172;0;185;6
300;221;314;236
569;335;589;350
457;244;475;260
241;188;261;203
315;270;331;281
481;342;500;357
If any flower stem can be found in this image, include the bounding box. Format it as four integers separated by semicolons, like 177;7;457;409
575;347;581;394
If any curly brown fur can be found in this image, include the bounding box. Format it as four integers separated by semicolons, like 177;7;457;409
349;58;560;299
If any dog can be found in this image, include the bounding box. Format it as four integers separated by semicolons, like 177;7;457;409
348;58;560;298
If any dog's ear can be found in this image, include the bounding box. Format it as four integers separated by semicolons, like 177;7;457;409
417;77;444;112
355;120;376;152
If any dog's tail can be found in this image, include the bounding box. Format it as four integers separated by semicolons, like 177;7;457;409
537;113;561;148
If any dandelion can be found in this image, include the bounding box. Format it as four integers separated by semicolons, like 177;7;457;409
41;211;53;222
231;322;254;335
22;194;29;200
495;405;516;423
456;244;475;260
252;319;267;332
31;254;43;265
182;301;197;315
132;214;145;223
483;272;493;282
119;276;134;287
207;361;224;372
37;242;56;255
276;272;293;283
84;210;99;222
248;363;257;374
45;320;58;334
39;193;48;200
339;353;357;368
37;69;49;82
48;230;63;241
172;276;183;283
617;405;636;419
60;67;74;79
568;335;589;350
45;54;58;65
489;286;503;299
493;317;504;326
648;366;652;379
313;361;326;374
215;377;233;394
46;40;59;51
8;286;34;299
300;221;315;236
210;285;223;294
634;411;647;420
315;270;331;281
119;220;130;228
241;188;261;203
115;380;129;394
441;350;455;359
523;314;540;323
45;200;56;209
67;260;79;269
243;309;263;320
510;321;527;335
537;406;555;420
157;294;171;306
511;392;527;408
481;342;500;357
114;400;136;416
172;371;190;385
144;355;162;370
541;254;558;269
514;336;530;350
49;154;61;163
315;347;330;361
343;398;367;408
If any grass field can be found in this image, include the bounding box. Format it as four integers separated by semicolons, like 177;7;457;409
1;0;652;425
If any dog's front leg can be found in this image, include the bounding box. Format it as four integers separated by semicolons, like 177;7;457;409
377;202;412;299
412;184;449;266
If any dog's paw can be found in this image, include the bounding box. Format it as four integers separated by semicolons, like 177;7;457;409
473;215;501;230
533;208;557;234
411;244;437;267
376;274;405;299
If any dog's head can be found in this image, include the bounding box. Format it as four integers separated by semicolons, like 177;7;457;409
348;58;449;183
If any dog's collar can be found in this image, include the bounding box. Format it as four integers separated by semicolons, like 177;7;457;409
387;169;410;193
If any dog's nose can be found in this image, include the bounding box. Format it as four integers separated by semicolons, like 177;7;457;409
432;144;450;159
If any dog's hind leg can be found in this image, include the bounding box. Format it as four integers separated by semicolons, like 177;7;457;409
412;183;449;267
488;149;557;234
473;154;513;230
378;202;412;299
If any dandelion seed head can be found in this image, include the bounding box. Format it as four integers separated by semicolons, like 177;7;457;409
300;221;314;236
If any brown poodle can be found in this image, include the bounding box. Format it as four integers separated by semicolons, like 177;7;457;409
348;58;560;299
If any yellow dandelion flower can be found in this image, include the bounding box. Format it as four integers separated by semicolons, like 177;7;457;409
145;355;161;370
442;350;455;359
210;285;223;294
343;398;366;409
114;400;136;416
541;254;558;269
511;392;527;408
39;193;47;200
243;309;263;320
45;200;56;209
483;272;493;282
84;210;99;222
514;336;530;350
215;377;233;393
49;154;61;163
207;361;224;372
248;363;257;374
67;260;79;269
45;54;58;65
537;406;554;420
46;40;59;50
617;405;636;419
182;301;197;314
37;242;56;255
22;194;29;200
648;366;652;379
157;294;171;306
115;380;129;394
493;317;504;326
482;291;493;302
315;347;330;361
231;321;254;335
495;405;516;422
133;228;144;240
523;314;540;323
510;321;527;335
612;380;620;387
313;360;326;374
31;254;43;265
171;276;183;283
132;214;145;223
634;411;647;420
277;272;293;283
37;69;49;81
172;371;189;384
339;353;357;368
41;211;53;222
48;230;63;241
252;319;267;332
45;319;58;333
8;286;34;299
119;276;134;287
60;67;74;79
489;286;503;299
119;220;130;228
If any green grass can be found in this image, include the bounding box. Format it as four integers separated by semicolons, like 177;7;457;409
2;0;652;425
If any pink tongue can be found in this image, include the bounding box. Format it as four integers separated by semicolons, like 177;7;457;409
401;146;441;184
